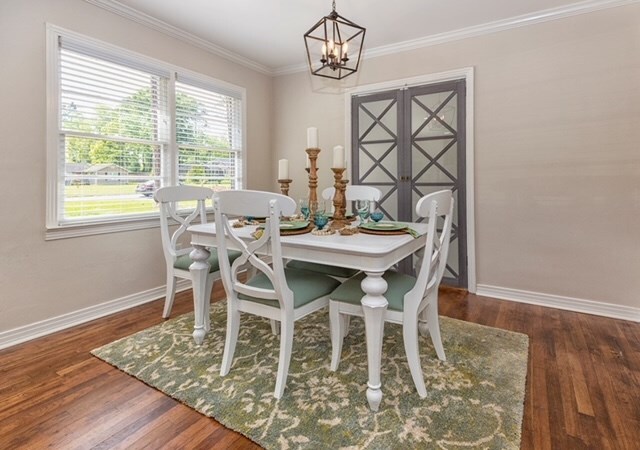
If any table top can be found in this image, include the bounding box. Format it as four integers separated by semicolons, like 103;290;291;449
189;221;429;273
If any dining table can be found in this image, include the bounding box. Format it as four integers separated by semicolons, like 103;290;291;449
187;220;428;412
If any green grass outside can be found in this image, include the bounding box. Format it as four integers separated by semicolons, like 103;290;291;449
65;183;139;197
63;182;232;218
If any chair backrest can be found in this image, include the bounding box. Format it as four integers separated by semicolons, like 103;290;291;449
408;190;454;308
322;185;382;212
214;190;297;310
154;186;213;263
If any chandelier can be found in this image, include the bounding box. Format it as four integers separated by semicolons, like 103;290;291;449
303;0;366;80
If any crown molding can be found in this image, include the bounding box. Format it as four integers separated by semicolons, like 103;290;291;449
83;0;273;75
85;0;639;78
273;0;640;76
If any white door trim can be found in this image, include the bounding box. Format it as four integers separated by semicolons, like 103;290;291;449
344;67;476;292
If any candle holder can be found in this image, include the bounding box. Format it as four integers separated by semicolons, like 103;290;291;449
306;148;320;209
330;168;349;230
277;179;292;196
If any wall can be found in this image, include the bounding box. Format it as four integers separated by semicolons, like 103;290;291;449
273;4;640;311
0;0;273;334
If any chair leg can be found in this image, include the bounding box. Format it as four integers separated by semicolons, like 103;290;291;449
270;319;280;335
427;301;446;361
418;289;438;335
329;302;345;371
220;301;240;376
342;315;351;338
203;276;215;332
274;316;294;399
418;307;429;338
163;272;177;319
403;317;428;398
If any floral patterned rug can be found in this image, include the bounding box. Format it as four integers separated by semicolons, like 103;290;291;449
92;301;529;449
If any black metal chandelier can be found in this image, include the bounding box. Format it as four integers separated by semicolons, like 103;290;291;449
303;0;366;80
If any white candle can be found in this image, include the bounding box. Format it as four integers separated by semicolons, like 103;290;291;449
278;159;289;179
307;127;318;148
305;154;310;169
333;145;345;168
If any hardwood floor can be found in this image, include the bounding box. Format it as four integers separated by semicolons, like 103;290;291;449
0;284;638;449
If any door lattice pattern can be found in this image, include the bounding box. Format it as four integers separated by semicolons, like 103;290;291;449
352;81;467;287
410;90;460;281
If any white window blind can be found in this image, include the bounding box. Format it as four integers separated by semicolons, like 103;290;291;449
48;28;245;233
176;80;242;191
59;44;169;223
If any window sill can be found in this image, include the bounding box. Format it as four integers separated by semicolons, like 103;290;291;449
45;217;161;240
45;211;215;240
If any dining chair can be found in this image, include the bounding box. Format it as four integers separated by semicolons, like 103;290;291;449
327;189;454;398
213;190;340;399
322;184;382;213
286;185;383;279
154;186;241;322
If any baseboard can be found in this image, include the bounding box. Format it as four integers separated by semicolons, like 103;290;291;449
476;284;640;322
3;281;636;351
0;279;192;350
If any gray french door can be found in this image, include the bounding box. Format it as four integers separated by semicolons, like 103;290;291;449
351;80;467;287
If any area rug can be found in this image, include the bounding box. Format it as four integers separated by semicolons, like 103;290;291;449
92;302;529;449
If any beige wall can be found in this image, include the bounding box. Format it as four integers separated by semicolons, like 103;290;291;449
273;5;640;309
0;0;273;332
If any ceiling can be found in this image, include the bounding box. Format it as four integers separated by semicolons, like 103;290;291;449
95;0;614;73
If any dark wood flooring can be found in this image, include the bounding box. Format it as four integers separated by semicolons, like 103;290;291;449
0;284;638;449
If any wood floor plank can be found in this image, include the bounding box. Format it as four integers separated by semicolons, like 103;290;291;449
0;287;638;449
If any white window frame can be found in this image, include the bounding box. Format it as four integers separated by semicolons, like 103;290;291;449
45;24;246;240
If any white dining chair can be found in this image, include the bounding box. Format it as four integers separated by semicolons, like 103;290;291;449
213;190;340;399
322;184;382;214
154;186;241;322
327;189;454;398
287;185;383;279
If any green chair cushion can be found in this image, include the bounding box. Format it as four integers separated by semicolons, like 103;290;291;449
174;249;242;273
329;271;417;312
286;260;359;279
239;268;340;308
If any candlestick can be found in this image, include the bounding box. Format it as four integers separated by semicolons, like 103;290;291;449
278;179;292;197
306;147;320;209
329;168;349;230
340;177;353;221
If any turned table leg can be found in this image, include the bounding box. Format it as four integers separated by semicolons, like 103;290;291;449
360;271;388;412
189;244;210;345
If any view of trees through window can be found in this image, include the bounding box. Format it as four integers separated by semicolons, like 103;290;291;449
58;46;241;223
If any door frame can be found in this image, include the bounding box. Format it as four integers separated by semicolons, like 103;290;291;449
344;67;476;293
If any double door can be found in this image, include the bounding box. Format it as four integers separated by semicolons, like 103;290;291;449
351;80;467;287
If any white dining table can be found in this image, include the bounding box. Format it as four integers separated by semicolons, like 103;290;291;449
187;221;428;411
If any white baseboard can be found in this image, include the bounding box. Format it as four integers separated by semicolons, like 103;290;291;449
476;284;640;323
3;281;636;350
0;279;192;350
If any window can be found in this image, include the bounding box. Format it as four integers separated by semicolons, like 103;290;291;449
46;26;245;238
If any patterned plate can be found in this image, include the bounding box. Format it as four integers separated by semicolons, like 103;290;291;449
359;222;408;232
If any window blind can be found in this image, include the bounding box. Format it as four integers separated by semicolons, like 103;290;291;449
175;81;242;191
58;46;169;222
49;28;245;231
